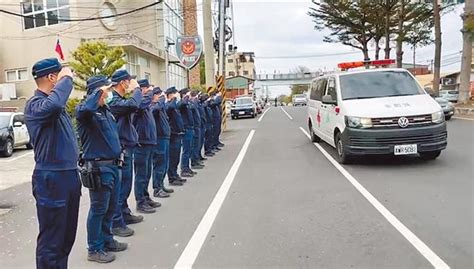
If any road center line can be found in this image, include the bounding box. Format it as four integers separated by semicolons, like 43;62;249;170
298;126;449;269
258;107;271;122
280;107;293;120
174;129;256;269
2;151;34;163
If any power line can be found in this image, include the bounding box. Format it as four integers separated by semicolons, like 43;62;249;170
255;50;374;59
0;1;163;22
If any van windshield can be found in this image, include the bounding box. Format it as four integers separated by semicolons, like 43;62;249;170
339;71;424;100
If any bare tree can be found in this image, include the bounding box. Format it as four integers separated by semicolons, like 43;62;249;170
458;0;473;104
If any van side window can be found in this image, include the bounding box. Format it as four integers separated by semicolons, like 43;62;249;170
310;80;319;100
326;77;337;102
314;78;327;101
13;115;22;124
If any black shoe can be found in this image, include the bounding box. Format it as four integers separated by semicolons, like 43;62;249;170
169;180;183;186
181;171;194;178
218;142;225;147
111;226;134;237
214;147;221;151
146;197;162;208
162;187;174;193
191;164;205;169
191;169;198;175
205;152;215;157
137;203;156;214
154;189;171;198
105;239;128;252
200;157;208;161
124;214;144;225
88;250;115;263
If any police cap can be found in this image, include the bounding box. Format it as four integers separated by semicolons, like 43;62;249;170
32;58;62;79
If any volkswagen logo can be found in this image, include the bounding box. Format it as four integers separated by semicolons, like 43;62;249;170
398;117;409;128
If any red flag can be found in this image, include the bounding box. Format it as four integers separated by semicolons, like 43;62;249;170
55;39;64;61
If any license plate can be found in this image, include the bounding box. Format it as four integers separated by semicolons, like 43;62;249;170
239;111;245;115
394;144;418;155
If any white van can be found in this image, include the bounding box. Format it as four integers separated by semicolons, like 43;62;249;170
307;68;447;164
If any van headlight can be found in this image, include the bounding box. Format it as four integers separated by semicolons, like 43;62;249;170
431;111;445;123
345;116;372;128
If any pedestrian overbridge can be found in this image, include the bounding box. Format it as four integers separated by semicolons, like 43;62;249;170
253;72;322;97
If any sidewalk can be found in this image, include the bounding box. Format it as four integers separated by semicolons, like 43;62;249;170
454;100;474;118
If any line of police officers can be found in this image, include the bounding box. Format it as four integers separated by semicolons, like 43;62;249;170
24;58;225;267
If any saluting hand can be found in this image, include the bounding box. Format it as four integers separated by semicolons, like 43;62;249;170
128;79;140;92
57;67;74;81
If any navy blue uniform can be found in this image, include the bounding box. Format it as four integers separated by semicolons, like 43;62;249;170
76;89;121;254
150;96;171;192
204;99;215;154
133;92;157;207
190;98;202;164
212;96;223;148
166;98;184;181
178;97;194;172
108;88;142;228
24;76;81;269
197;100;207;159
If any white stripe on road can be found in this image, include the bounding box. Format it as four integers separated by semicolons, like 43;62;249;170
280;107;293;120
452;116;474;121
298;127;450;269
1;151;33;162
258;107;271;122
174;129;256;269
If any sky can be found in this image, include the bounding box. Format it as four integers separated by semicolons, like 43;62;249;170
196;0;465;97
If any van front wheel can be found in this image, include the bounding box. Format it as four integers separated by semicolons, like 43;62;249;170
335;132;351;164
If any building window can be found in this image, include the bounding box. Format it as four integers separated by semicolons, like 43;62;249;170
126;52;140;76
145;72;151;82
5;68;28;82
22;0;70;30
228;59;233;63
162;0;184;58
139;55;150;68
243;70;249;76
228;71;235;77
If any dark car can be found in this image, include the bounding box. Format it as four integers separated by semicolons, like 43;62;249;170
435;97;455;120
0;112;32;157
231;97;257;119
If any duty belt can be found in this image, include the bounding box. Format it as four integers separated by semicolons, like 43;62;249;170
87;159;118;166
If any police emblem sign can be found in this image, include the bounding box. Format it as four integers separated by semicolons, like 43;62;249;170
176;36;203;70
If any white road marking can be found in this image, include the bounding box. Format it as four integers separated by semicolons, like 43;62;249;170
452;116;474;121
280;107;293;120
258;107;271;122
1;151;34;163
174;130;256;269
299;126;450;269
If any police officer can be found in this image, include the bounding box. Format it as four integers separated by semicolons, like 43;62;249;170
108;70;144;237
76;76;127;263
190;90;204;169
213;91;225;149
203;94;215;157
165;87;186;186
133;79;161;214
149;87;174;198
197;93;209;162
24;58;81;269
209;91;222;153
178;88;196;178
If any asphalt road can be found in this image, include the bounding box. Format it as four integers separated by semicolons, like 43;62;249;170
0;106;472;268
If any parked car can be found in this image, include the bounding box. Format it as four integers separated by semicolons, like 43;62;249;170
231;96;257;119
0;112;32;157
439;90;459;102
292;94;307;106
434;97;455;120
307;68;447;164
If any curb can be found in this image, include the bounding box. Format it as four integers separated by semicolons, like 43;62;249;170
0;208;12;216
454;107;474;115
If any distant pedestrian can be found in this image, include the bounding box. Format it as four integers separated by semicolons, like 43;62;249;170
274;97;278;107
24;58;81;269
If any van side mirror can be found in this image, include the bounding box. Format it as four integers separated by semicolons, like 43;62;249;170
322;95;337;105
13;121;22;127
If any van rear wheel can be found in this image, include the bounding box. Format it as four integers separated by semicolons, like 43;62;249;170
335;132;351;164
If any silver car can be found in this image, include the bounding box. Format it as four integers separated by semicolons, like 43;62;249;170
439;90;459;103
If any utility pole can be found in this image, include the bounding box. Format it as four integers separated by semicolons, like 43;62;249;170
217;0;227;76
203;0;215;87
459;0;473;104
433;0;442;96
